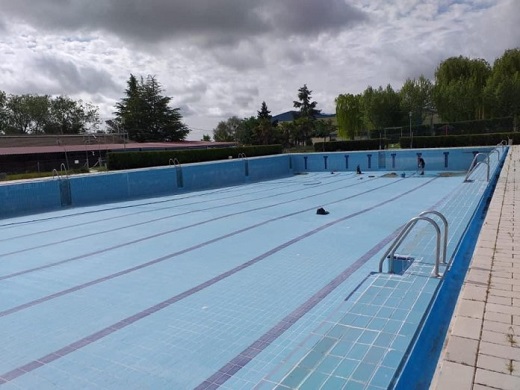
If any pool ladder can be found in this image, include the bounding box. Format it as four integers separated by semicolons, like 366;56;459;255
52;163;69;180
169;158;183;188
378;210;448;278
464;146;504;183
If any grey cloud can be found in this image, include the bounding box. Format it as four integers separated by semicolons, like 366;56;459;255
262;0;368;36
0;0;367;47
31;55;119;96
212;41;265;71
178;104;196;117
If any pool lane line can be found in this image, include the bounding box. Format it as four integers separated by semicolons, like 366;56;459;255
0;176;416;317
0;179;437;385
0;173;365;252
0;173;319;231
0;173;313;234
0;175;393;279
194;230;402;390
0;172;358;243
0;171;337;233
195;178;474;389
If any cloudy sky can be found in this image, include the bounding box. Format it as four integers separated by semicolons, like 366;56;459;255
0;0;518;140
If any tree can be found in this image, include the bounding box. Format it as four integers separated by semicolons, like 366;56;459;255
0;93;99;135
293;84;321;119
257;101;271;120
47;96;99;134
433;56;491;121
484;48;520;129
201;134;211;141
314;119;336;141
293;84;321;145
0;91;7;134
278;121;298;148
252;101;278;145
114;74;189;142
363;84;403;130
5;95;33;134
335;93;364;140
213;116;242;142
399;76;433;128
239;116;258;145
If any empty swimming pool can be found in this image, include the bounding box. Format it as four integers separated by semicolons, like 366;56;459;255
0;147;506;389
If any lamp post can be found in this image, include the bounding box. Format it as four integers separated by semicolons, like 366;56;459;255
409;111;413;148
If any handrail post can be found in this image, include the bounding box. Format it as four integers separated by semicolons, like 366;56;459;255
465;153;489;182
419;211;448;264
379;214;444;277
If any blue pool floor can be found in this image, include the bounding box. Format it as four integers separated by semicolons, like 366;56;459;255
0;166;497;389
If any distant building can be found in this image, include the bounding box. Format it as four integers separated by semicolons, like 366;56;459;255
0;134;235;174
271;111;336;123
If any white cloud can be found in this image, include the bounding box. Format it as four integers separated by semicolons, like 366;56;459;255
0;0;517;140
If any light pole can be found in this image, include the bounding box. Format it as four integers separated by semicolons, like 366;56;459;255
409;111;413;148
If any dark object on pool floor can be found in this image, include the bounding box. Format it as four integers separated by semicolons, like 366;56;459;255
316;207;329;215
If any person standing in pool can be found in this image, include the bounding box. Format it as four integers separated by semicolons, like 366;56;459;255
418;157;425;175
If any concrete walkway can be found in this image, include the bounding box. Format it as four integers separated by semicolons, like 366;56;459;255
432;145;520;389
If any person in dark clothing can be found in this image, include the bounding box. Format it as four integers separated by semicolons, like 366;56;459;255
356;165;362;174
418;157;425;175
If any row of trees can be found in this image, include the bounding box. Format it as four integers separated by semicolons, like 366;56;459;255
336;48;520;139
0;92;100;135
0;74;191;142
213;85;335;147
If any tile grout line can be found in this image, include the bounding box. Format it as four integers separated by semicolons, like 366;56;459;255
472;150;511;385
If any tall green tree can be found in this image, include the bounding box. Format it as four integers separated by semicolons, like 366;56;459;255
433;56;491;121
47;96;99;135
114;74;189;142
363;84;402;130
213;116;242;142
257;101;271;120
314;119;336;140
484;48;520;129
2;93;98;135
278;121;298;148
0;91;7;134
5;95;33;134
399;76;433;128
253;101;278;145
293;84;321;145
335;93;364;140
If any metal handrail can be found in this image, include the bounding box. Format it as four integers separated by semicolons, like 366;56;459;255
52;169;61;180
464;153;489;182
491;148;500;162
419;210;448;264
169;158;181;167
238;153;247;159
60;163;69;179
379;215;443;277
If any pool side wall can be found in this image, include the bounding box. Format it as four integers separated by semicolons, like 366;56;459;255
392;147;507;389
0;147;495;218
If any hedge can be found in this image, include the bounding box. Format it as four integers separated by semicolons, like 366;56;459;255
313;139;388;152
107;144;284;170
399;132;516;149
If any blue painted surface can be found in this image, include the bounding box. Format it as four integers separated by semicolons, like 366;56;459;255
0;147;494;218
0;146;506;389
0;180;61;218
393;146;507;389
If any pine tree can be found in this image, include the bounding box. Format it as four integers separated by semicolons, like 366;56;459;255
115;74;189;142
257;101;271;120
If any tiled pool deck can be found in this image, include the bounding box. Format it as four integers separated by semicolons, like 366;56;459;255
0;146;509;389
432;145;520;390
